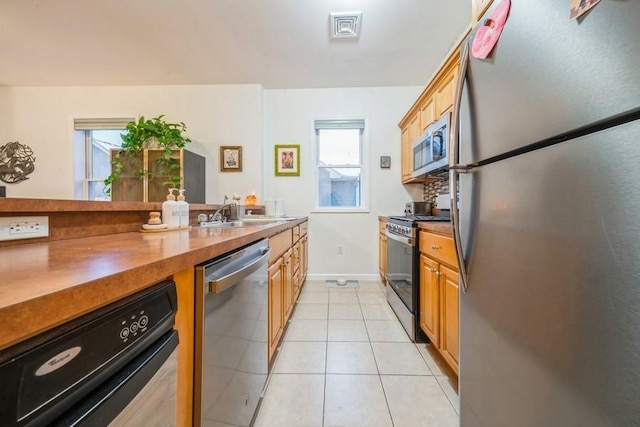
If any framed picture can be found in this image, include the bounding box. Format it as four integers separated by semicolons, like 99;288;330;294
220;146;242;172
380;155;391;169
275;144;300;176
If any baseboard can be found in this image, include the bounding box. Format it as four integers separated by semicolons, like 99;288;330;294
306;273;381;282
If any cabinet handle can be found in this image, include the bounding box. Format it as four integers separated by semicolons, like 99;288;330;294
429;267;437;273
431;245;439;250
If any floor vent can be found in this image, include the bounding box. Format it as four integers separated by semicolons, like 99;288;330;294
325;279;359;288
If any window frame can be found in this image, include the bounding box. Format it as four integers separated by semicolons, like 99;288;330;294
312;118;369;213
73;118;133;200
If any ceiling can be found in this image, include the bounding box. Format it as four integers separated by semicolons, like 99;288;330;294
0;0;470;89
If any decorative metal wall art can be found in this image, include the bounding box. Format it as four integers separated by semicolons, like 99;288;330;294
0;141;36;183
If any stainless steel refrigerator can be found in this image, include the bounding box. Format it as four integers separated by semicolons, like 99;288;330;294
449;1;640;426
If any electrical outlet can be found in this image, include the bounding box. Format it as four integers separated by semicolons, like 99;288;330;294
337;244;343;254
0;216;49;241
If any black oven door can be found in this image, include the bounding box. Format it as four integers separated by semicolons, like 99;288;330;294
385;230;415;313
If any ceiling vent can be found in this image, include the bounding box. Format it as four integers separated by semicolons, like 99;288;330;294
330;12;362;39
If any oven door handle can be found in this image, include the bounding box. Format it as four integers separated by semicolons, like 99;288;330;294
385;230;415;247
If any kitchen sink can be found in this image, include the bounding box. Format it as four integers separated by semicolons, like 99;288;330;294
198;218;295;228
198;221;247;228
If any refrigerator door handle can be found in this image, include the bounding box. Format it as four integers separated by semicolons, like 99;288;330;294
450;40;471;293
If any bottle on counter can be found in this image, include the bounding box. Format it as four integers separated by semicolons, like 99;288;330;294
177;189;189;228
162;188;180;229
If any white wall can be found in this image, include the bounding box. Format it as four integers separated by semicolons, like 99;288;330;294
263;87;423;279
1;83;425;278
0;85;264;202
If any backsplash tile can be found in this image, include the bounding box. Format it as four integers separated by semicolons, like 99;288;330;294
423;179;449;207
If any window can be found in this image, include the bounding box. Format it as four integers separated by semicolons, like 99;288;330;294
73;118;132;200
314;119;367;212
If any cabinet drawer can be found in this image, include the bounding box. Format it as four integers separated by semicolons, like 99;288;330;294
292;225;301;240
379;220;387;234
300;221;308;236
419;231;456;268
269;229;293;264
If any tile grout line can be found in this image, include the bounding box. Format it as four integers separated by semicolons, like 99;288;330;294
322;288;330;427
360;294;397;427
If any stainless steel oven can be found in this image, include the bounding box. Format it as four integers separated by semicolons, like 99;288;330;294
386;218;426;342
386;214;450;342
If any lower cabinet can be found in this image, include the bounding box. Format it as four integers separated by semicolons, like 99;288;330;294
268;221;308;365
419;254;440;346
268;257;284;362
379;219;388;284
439;265;459;372
419;230;459;375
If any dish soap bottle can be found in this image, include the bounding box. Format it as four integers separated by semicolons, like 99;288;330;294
177;189;189;228
162;188;180;229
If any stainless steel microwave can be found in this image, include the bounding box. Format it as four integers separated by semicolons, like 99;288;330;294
412;113;450;178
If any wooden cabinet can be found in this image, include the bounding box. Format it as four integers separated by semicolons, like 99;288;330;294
420;97;435;132
419;254;440;346
378;219;388;284
398;46;461;185
283;248;294;322
439;264;459;373
435;65;458;118
268;257;284;361
400;125;412;181
473;0;494;22
267;220;309;364
419;230;459;375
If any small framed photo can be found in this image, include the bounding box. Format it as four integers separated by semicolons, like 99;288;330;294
220;146;242;172
380;155;391;169
275;144;300;176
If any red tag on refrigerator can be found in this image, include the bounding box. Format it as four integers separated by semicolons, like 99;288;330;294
471;0;511;59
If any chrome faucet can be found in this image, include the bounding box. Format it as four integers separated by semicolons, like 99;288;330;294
209;195;231;222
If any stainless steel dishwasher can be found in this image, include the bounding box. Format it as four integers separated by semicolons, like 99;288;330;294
194;239;270;427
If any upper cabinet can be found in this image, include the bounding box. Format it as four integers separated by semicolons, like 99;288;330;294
398;45;463;184
472;0;494;22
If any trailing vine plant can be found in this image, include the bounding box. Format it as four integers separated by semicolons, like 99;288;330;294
104;115;192;195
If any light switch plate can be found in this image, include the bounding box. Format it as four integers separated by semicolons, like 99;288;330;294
0;216;49;241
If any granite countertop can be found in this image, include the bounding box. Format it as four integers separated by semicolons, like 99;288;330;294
0;218;306;351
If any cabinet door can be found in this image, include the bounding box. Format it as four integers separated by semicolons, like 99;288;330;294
401;125;411;181
435;66;458;118
379;232;388;285
420;97;436;132
408;114;421;142
268;258;284;362
439;264;459;375
419;254;440;345
283;249;294;322
301;235;308;280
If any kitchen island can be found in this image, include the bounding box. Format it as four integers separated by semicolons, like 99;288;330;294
0;198;307;426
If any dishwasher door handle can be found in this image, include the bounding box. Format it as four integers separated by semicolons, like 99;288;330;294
208;248;271;294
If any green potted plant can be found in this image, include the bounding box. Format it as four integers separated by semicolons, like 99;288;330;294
104;115;192;199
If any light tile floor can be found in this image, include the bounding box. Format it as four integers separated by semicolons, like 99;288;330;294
254;279;459;427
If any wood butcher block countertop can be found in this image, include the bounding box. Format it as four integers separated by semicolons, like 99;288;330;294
0;218;307;351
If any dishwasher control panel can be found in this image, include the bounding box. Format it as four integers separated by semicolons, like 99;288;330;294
0;280;177;426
